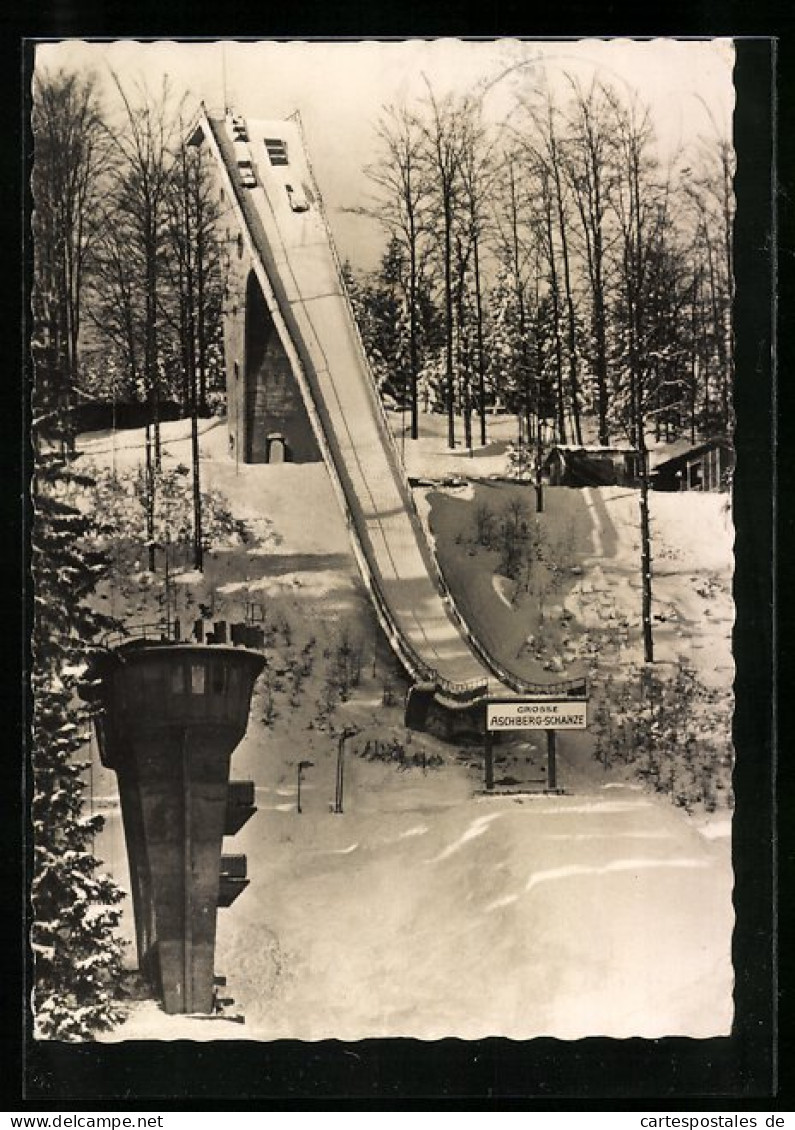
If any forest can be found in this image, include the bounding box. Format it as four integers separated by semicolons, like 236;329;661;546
32;65;734;458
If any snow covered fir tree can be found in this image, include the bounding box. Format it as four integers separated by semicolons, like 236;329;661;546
30;450;126;1040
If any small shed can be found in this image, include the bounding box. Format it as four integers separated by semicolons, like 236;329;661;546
542;445;641;488
651;439;734;492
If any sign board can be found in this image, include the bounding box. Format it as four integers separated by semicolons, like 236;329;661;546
487;700;587;732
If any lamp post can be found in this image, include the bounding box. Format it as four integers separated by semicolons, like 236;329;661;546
334;728;357;814
297;760;313;814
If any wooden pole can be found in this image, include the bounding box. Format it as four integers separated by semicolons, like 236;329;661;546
182;730;193;1012
546;730;558;792
164;535;171;639
484;707;494;791
334;734;345;813
535;422;545;513
339;740;345;812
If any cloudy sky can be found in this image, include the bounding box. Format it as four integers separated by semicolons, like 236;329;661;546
35;38;735;270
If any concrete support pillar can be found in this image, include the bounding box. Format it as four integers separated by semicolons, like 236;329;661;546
86;642;265;1015
114;729;232;1014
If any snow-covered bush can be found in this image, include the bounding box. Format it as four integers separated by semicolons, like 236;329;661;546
592;662;733;812
359;737;443;772
319;629;365;712
467;496;573;617
261;671;279;728
89;464;256;560
474;501;496;547
505;442;535;482
299;637;317;678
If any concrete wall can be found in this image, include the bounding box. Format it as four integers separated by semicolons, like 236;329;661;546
100;644;266;1014
218;189;320;464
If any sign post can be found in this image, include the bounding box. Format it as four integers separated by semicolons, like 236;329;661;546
546;730;557;791
485;698;587;793
334;727;357;814
484;721;494;791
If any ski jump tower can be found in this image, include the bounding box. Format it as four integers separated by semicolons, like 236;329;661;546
87;637;264;1014
188;107;587;727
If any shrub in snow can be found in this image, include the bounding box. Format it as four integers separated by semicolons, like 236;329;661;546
89;464;259;564
592;662;733;812
467;495;574;617
360;738;442;772
261;674;279;728
320;629;365;709
505;442;535;481
474;501;496;548
299;637;317;677
31;455;126;1040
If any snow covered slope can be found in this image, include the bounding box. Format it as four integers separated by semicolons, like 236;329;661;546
81;421;733;1042
98;755;732;1042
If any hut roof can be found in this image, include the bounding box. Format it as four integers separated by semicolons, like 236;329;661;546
652;438;733;474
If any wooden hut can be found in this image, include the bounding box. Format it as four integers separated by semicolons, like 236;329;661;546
651;439;734;492
541;445;641;488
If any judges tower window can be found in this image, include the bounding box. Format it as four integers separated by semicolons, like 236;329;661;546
264;138;289;166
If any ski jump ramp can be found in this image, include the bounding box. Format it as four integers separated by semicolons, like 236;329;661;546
192;109;585;723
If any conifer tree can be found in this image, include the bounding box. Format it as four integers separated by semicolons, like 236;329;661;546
31;453;126;1040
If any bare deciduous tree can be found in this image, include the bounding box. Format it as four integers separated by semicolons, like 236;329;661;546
32;68;109;450
103;73;178;569
418;82;473;449
608;93;680;664
564;77;617;445
457;102;498;447
365;104;435;440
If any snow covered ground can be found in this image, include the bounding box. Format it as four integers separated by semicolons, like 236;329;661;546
420;478;734;691
97;762;732;1042
77;414;734;1042
387;408;522;481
